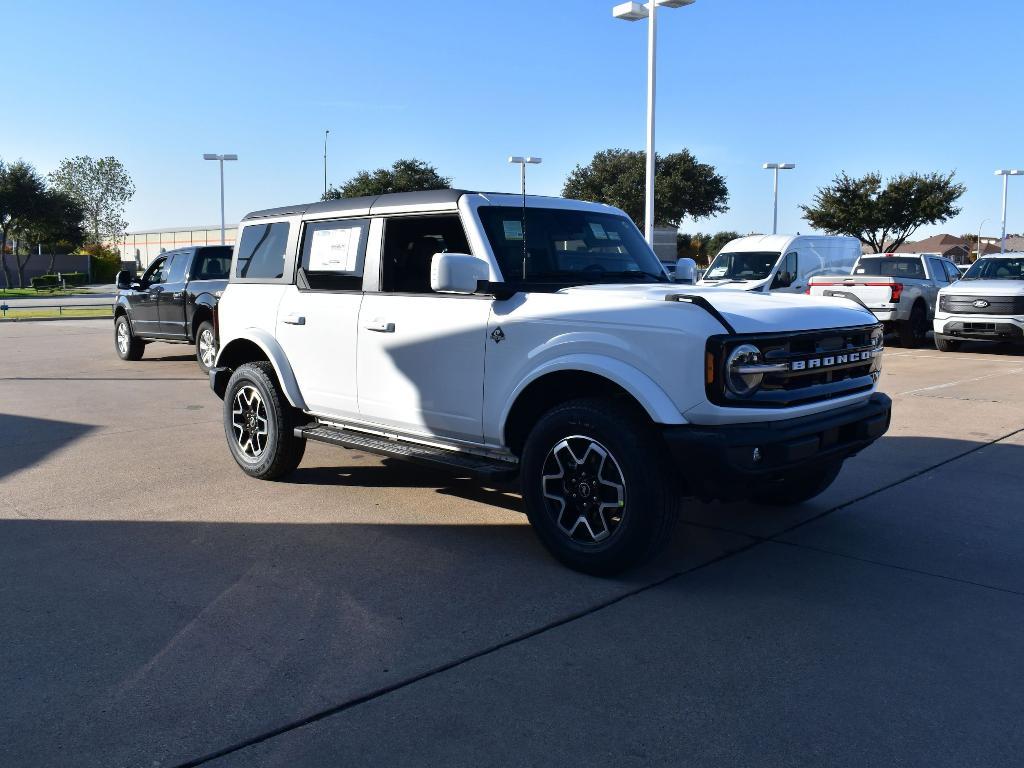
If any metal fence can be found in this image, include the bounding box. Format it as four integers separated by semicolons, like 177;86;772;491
0;302;114;319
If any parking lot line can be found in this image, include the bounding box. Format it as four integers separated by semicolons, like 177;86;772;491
895;368;1024;396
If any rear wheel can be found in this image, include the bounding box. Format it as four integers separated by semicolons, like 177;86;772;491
520;398;679;575
195;320;217;373
897;303;928;348
114;315;144;361
753;460;842;506
934;335;961;353
223;361;306;480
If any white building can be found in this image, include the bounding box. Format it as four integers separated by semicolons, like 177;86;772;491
117;225;238;269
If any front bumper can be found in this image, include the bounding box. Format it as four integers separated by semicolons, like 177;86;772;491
933;313;1024;342
663;393;892;502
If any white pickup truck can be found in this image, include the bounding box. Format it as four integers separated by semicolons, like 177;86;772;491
209;190;891;574
807;253;962;347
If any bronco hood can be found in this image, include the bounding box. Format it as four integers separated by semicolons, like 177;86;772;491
559;284;877;335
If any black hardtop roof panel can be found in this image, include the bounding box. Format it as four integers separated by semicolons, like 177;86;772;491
241;189;472;222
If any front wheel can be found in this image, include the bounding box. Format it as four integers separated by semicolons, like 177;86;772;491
752;460;842;506
520;398;679;576
114;315;144;361
195;320;217;373
934;335;961;353
223;361;306;480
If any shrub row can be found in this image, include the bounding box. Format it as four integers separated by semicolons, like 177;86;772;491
29;272;88;290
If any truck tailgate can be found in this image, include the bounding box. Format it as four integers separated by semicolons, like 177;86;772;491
808;276;896;309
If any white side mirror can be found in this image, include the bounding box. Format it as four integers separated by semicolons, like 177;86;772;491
674;257;697;284
430;252;490;294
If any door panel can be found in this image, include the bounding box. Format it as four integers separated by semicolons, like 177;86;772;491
158;251;191;337
129;257;165;335
276;287;363;419
356;294;490;441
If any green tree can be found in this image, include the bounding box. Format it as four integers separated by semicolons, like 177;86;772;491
323;158;451;200
562;148;728;229
0;159;48;288
19;189;86;279
48;155;135;244
678;230;741;265
801;171;965;253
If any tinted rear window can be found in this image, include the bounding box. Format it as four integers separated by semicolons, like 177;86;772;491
194;247;232;280
236;222;289;279
855;257;925;279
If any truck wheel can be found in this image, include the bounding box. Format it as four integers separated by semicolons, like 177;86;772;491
934;335;961;353
223;361;306;480
897;304;928;348
520;398;679;576
753;460;842;506
195;320;217;373
114;315;144;361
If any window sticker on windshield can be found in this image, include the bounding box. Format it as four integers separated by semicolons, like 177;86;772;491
608;230;621;240
589;222;609;239
309;225;362;272
502;219;524;241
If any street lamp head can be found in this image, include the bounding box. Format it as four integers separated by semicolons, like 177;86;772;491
223;154;238;161
204;153;238;161
613;0;694;20
763;162;796;170
508;156;542;165
995;169;1024;176
203;154;218;160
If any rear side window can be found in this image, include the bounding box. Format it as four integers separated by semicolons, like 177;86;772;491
236;222;289;279
163;252;190;284
299;219;369;291
194;247;232;280
854;257;925;279
928;257;949;284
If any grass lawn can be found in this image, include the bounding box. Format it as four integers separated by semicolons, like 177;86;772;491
0;306;113;320
0;287;98;298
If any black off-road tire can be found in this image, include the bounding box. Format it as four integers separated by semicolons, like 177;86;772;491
897;303;928;348
195;320;217;374
223;361;306;480
114;315;144;361
752;460;842;506
520;397;680;576
934;335;961;353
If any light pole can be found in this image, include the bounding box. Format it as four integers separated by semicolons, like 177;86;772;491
995;169;1023;253
508;156;542;279
203;153;238;245
323;130;330;198
762;163;795;235
976;218;989;262
612;0;696;246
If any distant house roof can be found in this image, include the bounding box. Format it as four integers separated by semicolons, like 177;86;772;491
896;234;967;253
1004;236;1024;252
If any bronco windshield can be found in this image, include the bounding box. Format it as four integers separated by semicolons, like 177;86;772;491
703;251;780;282
961;258;1024;280
479;206;668;289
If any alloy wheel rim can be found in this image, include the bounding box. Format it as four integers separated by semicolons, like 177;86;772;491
116;322;129;355
541;435;626;545
199;329;216;368
231;385;269;460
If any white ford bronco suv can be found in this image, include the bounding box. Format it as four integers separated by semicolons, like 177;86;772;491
210;190;891;574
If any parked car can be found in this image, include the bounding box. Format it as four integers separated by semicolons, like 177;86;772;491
698;235;860;294
113;245;232;372
933;252;1024;351
209;190;890;575
807;252;962;347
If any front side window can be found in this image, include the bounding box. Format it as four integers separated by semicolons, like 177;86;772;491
705;251;780;282
235;222;289;279
381;214;470;293
299;218;369;291
854;257;925;279
143;257;167;284
772;251;798;288
478;206;666;289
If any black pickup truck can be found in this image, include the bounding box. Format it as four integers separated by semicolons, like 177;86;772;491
113;245;231;372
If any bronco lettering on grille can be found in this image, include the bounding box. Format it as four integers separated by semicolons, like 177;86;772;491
790;350;872;371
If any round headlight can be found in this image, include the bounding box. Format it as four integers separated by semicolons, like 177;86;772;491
870;326;884;349
725;343;764;397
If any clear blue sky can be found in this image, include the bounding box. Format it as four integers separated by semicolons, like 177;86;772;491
3;0;1022;240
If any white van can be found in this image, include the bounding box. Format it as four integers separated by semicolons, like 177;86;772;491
698;235;861;294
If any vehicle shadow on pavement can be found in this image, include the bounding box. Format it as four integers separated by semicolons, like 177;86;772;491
0;413;95;481
289;459;525;513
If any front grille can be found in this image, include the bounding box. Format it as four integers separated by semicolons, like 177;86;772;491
708;325;882;409
940;295;1024;315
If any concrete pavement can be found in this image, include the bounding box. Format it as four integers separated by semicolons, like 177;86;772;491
1;321;1021;767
